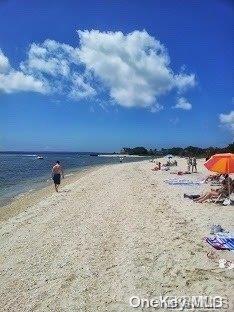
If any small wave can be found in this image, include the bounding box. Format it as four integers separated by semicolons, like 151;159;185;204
66;173;74;177
24;154;38;157
16;194;25;199
28;189;35;193
15;188;35;199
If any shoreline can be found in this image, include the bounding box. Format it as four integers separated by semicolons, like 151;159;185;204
0;155;149;211
0;159;147;222
0;164;103;222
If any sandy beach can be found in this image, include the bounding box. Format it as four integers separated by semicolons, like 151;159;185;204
0;158;233;311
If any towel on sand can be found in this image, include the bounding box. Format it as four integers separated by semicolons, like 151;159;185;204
205;236;234;250
165;179;203;185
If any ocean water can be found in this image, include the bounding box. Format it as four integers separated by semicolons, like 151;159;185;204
0;152;147;206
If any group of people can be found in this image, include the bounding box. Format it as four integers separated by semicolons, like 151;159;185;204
150;156;232;204
53;158;232;204
185;174;233;204
152;156;196;173
166;159;177;166
151;161;174;171
187;156;197;173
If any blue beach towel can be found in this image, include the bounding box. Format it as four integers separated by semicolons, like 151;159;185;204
205;236;234;250
164;179;203;186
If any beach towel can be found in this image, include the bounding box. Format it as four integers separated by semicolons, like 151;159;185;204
164;178;204;186
216;232;234;239
205;236;234;250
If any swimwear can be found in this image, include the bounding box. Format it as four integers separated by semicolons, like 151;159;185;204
53;173;61;185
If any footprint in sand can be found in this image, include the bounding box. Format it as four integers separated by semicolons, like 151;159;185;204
61;189;72;193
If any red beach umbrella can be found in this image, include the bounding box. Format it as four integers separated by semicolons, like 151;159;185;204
204;153;234;174
204;153;234;203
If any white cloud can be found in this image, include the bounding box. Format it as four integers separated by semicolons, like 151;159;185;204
0;49;10;73
174;97;192;110
77;30;195;109
20;39;95;99
0;30;196;109
20;40;79;77
219;111;234;132
174;73;196;91
150;103;163;113
0;71;48;94
0;49;48;94
69;74;96;99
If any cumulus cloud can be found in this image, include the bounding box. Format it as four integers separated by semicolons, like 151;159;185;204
0;30;196;109
174;97;192;110
20;39;95;98
219;111;234;132
20;40;79;77
0;71;48;94
0;49;10;73
0;49;48;94
77;30;195;109
69;74;96;99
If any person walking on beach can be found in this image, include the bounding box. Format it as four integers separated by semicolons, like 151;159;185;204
192;157;197;173
52;161;64;192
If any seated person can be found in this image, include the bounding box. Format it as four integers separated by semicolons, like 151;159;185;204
204;173;222;183
193;177;233;203
169;160;177;166
152;162;161;171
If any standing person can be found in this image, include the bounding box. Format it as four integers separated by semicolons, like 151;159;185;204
187;157;192;172
52;161;64;192
192;157;197;173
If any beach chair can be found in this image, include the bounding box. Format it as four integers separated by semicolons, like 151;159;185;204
211;190;233;205
211;194;227;204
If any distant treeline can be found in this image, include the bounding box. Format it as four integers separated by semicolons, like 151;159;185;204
121;143;234;157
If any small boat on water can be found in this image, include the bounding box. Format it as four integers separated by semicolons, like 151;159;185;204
37;156;44;159
90;153;99;156
119;157;124;163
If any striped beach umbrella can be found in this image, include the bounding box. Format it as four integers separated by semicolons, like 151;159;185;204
204;153;234;174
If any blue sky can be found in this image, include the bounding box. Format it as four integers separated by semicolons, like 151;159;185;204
0;0;233;152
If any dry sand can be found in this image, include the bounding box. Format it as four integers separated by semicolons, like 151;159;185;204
0;158;233;311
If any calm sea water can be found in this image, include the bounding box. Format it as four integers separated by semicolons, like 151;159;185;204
0;152;147;206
